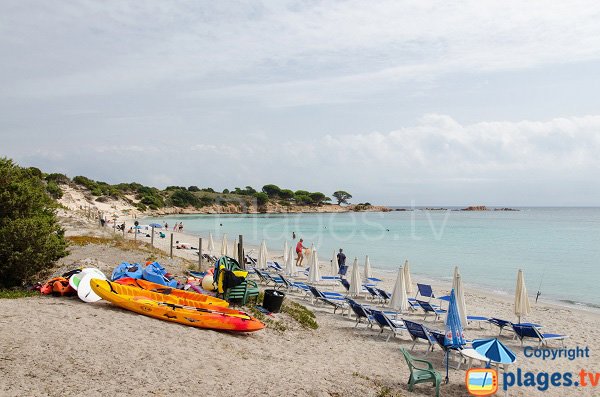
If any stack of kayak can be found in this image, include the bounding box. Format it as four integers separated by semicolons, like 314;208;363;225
90;278;265;332
40;261;264;332
111;261;177;288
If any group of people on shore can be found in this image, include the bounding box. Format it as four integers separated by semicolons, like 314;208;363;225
163;222;184;232
294;235;347;275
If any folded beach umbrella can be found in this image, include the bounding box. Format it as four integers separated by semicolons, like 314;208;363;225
232;241;238;260
452;266;468;328
221;234;228;256
389;266;408;312
330;250;338;276
308;248;321;283
208;233;215;252
444;289;466;382
258;240;268;270
283;240;289;263
403;260;413;295
514;269;531;323
349;257;362;296
285;246;295;276
364;255;372;280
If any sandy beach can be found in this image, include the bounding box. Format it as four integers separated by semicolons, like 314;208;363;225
1;213;598;397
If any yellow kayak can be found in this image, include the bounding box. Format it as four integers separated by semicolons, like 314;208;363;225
90;279;265;332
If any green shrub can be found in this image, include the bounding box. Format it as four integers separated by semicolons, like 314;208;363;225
0;158;69;287
45;181;63;199
170;189;199;207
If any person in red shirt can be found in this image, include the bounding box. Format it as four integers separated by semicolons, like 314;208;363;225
295;238;307;267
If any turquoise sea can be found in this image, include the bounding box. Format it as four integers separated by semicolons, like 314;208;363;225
144;208;600;307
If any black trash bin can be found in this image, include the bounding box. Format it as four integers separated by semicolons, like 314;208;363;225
263;289;285;313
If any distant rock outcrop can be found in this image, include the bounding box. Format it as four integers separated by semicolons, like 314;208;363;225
462;205;488;211
461;205;518;211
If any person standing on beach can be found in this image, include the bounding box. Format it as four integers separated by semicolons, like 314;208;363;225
178;222;183;232
295;238;307;267
337;249;346;271
164;222;168;230
292;231;296;240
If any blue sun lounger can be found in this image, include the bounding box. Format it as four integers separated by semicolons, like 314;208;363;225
488;318;541;335
346;298;375;327
416;283;450;303
403;319;437;354
308;286;348;315
416;300;447;320
512;324;568;347
371;310;407;342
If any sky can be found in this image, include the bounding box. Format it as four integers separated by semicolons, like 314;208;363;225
1;1;600;206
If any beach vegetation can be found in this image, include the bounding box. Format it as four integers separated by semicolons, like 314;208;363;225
0;158;69;288
333;190;352;205
309;192;329;206
254;192;269;207
45;180;63;199
45;173;70;185
169;189;199;208
279;189;295;200
0;289;40;299
65;172;356;212
294;194;312;205
262;184;282;197
280;300;318;329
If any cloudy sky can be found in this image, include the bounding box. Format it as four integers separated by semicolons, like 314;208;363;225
2;1;600;206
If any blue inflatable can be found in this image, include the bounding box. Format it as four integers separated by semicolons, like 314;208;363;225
142;262;177;287
111;262;144;281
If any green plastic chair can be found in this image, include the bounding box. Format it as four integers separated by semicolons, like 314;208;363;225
400;348;441;397
224;280;260;305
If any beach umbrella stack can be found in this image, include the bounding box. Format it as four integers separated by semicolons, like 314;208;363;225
452;266;468;328
349;257;362;296
444;289;466;383
390;266;408;312
514;269;531;323
364;256;372;280
403;260;413;295
308;248;321;283
330;250;338;276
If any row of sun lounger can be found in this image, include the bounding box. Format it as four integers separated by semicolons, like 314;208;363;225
251;267;568;349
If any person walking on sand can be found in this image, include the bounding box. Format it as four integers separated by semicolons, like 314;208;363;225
164;222;168;230
295;238;307;267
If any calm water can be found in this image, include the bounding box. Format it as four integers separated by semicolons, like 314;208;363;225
144;208;600;307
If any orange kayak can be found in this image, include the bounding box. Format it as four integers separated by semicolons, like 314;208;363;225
90;279;265;332
115;277;228;308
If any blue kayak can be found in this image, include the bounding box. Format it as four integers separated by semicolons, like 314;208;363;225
142;262;177;287
111;262;143;281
